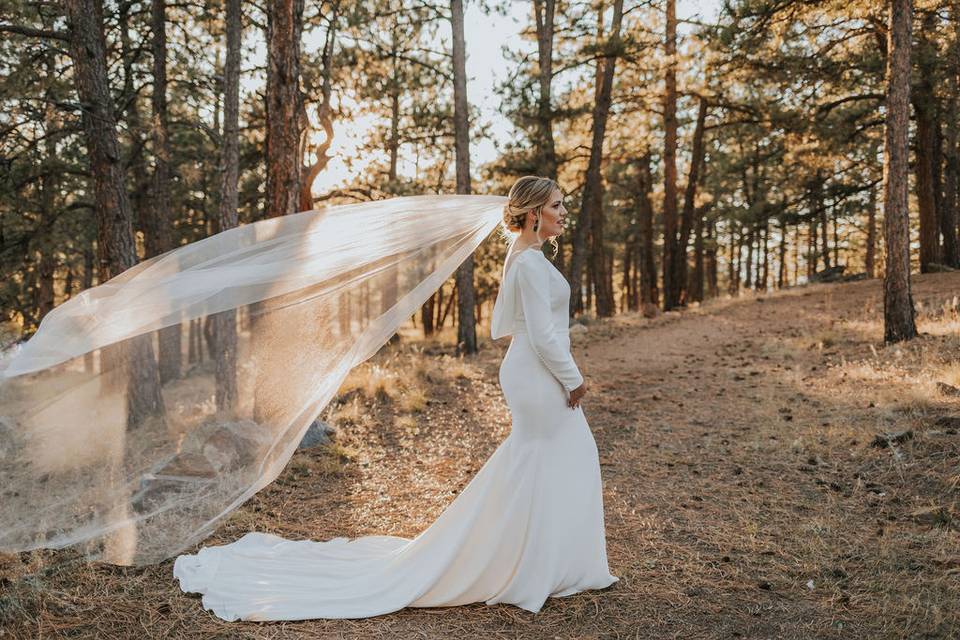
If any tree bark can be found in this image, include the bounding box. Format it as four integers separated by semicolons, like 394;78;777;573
569;0;624;318
625;178;642;311
760;218;769;290
775;216;785;289
622;240;634;312
253;0;305;426
66;0;165;426
811;174;831;271
661;0;679;310
636;152;659;306
265;0;304;219
37;70;59;325
690;206;705;302
211;0;242;414
65;0;167;564
675;95;708;305
421;293;435;336
149;0;181;384
533;0;558;179
728;225;739;296
941;0;960;268
913;9;941;272
387;22;401;183
451;0;478;355
866;184;877;277
882;0;918;342
706;217;718;297
118;3;149;253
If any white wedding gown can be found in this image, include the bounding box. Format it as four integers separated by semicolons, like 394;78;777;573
172;242;619;621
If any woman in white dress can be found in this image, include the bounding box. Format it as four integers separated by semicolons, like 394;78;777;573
172;175;620;621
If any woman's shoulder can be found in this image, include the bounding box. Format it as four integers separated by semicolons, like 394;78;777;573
512;250;549;287
514;249;546;268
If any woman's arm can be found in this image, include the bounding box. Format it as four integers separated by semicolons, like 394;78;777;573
515;255;584;393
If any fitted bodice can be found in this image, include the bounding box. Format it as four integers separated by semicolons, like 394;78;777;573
490;247;572;340
490;244;583;393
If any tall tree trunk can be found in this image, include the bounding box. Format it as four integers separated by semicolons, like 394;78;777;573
637;152;659;306
451;0;478;355
792;222;800;285
440;282;457;328
866;184;877;277
149;0;181;384
254;0;304;426
66;0;166;427
913;9;941;272
421;293;435;336
265;0;304;219
211;0;241;414
83;247;96;372
661;0;679;310
533;0;558;179
777;216;787;289
37;74;59;324
760;218;769;290
585;257;593;311
690;205;705;303
727;223;740;296
832;206;840;267
622;241;634;311
625;182;642;311
388;42;400;182
381;19;402;345
706;217;718;298
118;2;149;247
675;95;708;305
883;0;918;342
35;253;56;325
569;0;624;318
65;0;166;565
811;174;831;271
942;0;960;268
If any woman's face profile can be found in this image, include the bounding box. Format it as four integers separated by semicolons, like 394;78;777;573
531;187;567;238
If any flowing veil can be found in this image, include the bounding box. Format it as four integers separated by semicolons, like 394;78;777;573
0;194;507;566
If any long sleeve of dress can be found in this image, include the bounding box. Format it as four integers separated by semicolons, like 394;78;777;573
515;255;584;393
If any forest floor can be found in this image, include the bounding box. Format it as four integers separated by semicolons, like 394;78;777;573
2;271;960;639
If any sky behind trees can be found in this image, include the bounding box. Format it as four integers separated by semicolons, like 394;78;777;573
291;0;722;192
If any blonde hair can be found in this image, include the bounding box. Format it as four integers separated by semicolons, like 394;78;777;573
500;175;561;257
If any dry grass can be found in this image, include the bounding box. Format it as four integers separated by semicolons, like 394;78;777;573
2;273;960;639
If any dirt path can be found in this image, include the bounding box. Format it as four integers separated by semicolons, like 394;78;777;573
579;272;960;639
3;273;958;639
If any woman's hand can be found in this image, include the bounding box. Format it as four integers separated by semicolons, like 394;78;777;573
567;381;587;408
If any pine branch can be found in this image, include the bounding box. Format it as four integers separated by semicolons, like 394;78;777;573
0;23;69;41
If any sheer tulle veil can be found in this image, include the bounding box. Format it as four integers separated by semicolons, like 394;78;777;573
0;194;507;565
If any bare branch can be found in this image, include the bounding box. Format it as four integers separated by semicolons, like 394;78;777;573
0;23;69;41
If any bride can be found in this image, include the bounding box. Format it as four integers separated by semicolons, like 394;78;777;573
172;175;620;620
